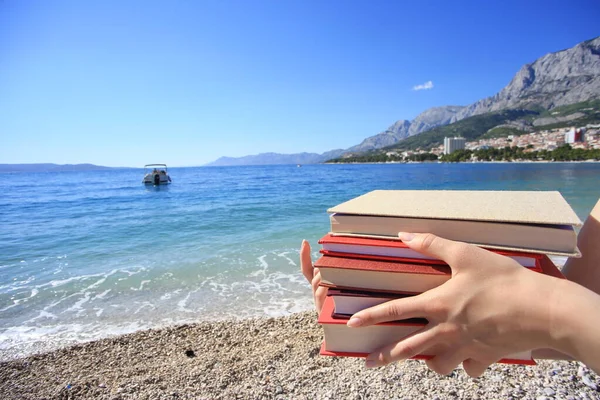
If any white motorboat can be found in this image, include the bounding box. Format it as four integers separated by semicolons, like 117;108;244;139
142;164;172;185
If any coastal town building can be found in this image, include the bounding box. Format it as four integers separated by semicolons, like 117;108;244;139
443;137;466;154
459;125;600;154
565;128;585;144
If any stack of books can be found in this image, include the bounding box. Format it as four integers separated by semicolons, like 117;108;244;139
314;190;582;365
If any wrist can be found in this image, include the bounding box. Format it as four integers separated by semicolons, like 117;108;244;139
546;278;600;362
515;270;563;350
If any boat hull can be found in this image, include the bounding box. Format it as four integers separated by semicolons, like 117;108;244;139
142;173;171;185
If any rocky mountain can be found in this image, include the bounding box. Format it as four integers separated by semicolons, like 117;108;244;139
345;106;465;153
347;37;600;153
206;150;345;166
206;36;600;165
454;36;600;120
344;119;410;153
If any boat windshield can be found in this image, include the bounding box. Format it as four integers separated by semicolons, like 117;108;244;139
144;164;168;173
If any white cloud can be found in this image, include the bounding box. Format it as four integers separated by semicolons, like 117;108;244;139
412;80;434;91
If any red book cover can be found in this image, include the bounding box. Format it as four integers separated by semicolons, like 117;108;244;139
314;255;451;294
537;254;566;279
319;234;543;271
318;296;535;365
318;295;427;327
327;288;416;318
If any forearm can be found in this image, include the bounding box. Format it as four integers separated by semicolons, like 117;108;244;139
549;278;600;373
562;199;600;294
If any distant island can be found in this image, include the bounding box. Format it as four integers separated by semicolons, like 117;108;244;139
0;163;118;173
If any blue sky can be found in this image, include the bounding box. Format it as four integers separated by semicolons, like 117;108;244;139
1;1;599;167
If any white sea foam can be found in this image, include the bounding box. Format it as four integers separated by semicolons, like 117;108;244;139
134;301;155;314
203;279;231;294
258;255;268;268
120;267;147;276
0;287;41;311
26;310;58;322
248;254;269;277
0;303;17;312
63;292;91;316
47;275;94;288
92;289;111;300
176;288;201;313
85;269;117;290
44;290;85;311
131;280;151;291
276;251;297;266
0;320;151;360
159;289;181;300
0;276;37;293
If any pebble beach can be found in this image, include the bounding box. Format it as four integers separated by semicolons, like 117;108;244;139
1;311;599;400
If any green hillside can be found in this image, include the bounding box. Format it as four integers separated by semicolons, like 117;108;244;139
386;109;536;151
327;99;600;163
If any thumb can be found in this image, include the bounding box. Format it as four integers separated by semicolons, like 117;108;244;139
300;240;314;283
398;232;468;266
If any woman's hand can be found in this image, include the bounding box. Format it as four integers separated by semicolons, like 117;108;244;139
300;239;327;313
300;233;600;376
350;232;566;377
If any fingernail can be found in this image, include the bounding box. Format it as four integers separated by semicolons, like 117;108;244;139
365;359;378;368
347;317;363;327
398;232;415;242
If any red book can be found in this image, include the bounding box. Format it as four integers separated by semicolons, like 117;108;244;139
319;234;543;270
318;296;535;365
315;253;562;296
327;288;414;317
314;255;451;294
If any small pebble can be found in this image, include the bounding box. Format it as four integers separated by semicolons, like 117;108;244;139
581;375;597;390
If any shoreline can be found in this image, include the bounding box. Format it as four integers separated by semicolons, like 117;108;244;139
325;160;600;165
1;311;598;400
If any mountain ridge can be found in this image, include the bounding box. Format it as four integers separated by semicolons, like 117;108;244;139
0;163;118;173
206;36;600;166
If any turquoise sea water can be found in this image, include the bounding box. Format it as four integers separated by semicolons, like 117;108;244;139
1;163;600;359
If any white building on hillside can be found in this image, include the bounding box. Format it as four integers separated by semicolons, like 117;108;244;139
565;128;585;143
444;137;466;154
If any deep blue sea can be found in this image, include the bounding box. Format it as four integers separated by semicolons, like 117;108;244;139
1;163;600;360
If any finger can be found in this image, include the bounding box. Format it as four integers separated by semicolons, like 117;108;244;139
398;232;485;267
311;268;321;294
348;292;432;327
462;358;493;378
300;240;314;283
398;232;464;263
314;285;328;313
365;325;439;368
425;349;467;376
